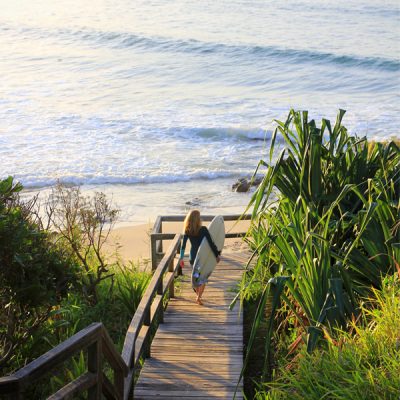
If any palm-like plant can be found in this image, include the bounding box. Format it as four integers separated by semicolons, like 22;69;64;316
242;109;399;367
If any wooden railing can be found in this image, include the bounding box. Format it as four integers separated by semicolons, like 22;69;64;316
0;214;249;399
151;214;251;270
0;323;128;400
121;234;181;399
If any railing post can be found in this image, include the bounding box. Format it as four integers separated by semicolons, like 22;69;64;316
88;338;102;400
115;366;124;400
157;218;163;254
157;278;164;323
151;234;157;271
168;258;175;298
143;307;151;359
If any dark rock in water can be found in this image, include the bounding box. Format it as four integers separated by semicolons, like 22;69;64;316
232;176;263;192
232;178;251;192
253;176;263;185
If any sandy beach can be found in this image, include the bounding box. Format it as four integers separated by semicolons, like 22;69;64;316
106;218;251;266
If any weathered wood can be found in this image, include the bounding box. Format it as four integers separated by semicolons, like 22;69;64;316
123;369;135;400
152;216;163;248
134;389;243;398
0;323;128;399
101;327;127;399
151;233;176;241
101;328;129;377
134;252;245;399
134;326;151;367
88;339;102;400
102;372;121;400
151;234;158;271
122;234;181;368
47;372;97;400
150;294;164;324
152;232;245;242
159;214;251;222
11;323;101;383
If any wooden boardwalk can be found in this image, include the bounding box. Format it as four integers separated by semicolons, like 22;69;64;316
134;250;247;400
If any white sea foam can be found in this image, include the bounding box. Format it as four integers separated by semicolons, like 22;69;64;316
14;170;242;188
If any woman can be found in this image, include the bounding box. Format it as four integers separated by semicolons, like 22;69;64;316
179;210;221;305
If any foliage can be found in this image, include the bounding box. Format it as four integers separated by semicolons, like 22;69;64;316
240;109;399;382
0;177;77;373
255;274;400;400
115;261;152;315
45;184;120;305
48;351;86;400
0;178;151;389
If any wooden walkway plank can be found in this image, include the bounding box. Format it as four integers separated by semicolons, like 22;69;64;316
134;251;246;399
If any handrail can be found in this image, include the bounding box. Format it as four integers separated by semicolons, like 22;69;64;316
155;214;251;222
0;214;249;399
122;234;181;399
150;213;250;270
0;323;127;399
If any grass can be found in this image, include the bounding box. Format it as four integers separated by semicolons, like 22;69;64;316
255;274;400;400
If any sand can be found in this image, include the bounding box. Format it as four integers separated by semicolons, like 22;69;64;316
105;219;251;266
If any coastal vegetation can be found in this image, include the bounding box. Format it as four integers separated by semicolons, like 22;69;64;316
0;178;150;397
241;109;400;398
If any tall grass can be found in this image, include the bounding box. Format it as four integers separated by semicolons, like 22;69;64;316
115;261;152;316
240;109;399;380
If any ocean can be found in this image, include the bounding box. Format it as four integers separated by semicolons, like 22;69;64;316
1;0;399;224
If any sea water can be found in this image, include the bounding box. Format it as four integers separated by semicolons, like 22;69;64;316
1;0;399;224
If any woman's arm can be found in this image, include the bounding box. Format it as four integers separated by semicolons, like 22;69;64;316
179;234;188;265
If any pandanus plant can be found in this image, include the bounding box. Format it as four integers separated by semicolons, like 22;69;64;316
239;109;399;380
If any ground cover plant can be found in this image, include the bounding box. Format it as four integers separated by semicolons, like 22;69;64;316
240;109;400;397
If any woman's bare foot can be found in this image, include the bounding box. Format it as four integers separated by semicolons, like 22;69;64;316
196;298;203;305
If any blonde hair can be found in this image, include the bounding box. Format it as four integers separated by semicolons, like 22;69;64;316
183;210;202;236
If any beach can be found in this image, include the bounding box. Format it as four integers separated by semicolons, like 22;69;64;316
106;218;251;266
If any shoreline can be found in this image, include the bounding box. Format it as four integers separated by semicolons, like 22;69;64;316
20;178;253;227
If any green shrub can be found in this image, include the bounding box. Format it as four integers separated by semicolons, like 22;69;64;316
0;177;78;373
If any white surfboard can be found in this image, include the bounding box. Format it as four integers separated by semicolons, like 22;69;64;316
192;215;225;287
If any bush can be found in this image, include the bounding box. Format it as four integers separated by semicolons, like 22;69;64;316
0;177;77;373
256;275;400;400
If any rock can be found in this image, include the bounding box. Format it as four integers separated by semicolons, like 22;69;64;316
253;176;263;186
232;178;251;192
232;176;263;192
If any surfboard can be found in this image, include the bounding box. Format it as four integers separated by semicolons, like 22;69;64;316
192;215;225;287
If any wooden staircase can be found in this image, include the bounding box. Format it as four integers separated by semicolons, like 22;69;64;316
134;251;246;399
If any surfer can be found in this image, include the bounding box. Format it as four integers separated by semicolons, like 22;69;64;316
179;210;221;305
